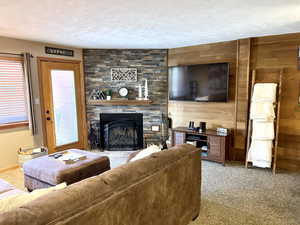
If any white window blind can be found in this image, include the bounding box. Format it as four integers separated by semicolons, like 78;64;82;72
0;58;27;125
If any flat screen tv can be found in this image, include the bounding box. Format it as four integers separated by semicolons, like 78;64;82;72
168;63;229;102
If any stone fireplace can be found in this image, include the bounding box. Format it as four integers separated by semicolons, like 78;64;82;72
100;113;143;151
84;49;168;149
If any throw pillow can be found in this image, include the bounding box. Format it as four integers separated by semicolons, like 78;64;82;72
129;145;161;162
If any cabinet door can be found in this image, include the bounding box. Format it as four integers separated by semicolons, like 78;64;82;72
208;136;221;160
173;131;186;145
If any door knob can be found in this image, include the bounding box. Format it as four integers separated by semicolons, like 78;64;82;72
46;110;50;114
46;117;51;121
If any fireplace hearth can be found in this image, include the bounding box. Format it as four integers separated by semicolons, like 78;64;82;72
100;113;143;151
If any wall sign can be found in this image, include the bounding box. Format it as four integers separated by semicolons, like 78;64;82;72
45;47;74;57
111;68;137;81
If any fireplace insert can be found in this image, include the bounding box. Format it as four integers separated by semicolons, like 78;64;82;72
99;113;143;151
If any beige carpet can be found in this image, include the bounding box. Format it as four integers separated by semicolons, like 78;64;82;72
191;161;300;225
0;160;299;225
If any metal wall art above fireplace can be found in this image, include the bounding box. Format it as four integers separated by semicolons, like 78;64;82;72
99;113;143;151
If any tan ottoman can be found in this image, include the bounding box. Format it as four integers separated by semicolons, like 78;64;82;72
23;149;110;191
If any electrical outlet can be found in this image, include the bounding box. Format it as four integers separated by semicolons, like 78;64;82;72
151;125;160;132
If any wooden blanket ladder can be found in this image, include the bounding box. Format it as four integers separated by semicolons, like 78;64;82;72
245;68;283;174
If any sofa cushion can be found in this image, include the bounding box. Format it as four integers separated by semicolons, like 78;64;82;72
0;179;14;194
0;182;66;213
0;189;26;200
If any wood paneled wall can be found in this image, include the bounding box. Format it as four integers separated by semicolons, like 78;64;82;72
168;40;250;161
251;33;300;171
168;41;237;136
169;32;300;171
235;39;251;160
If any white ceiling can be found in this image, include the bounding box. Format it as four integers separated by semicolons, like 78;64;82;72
0;0;300;49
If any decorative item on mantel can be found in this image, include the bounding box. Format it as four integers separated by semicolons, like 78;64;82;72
105;89;112;100
111;68;137;81
136;84;143;100
136;79;149;101
89;88;106;100
118;87;129;98
144;79;149;100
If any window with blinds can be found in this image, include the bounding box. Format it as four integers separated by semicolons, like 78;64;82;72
0;57;28;125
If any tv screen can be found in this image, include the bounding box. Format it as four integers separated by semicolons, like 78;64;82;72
168;63;229;102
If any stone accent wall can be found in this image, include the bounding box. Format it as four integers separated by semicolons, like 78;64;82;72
83;49;168;149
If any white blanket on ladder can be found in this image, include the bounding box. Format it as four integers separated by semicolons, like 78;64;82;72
252;121;275;140
252;83;277;103
247;83;277;168
250;102;275;121
248;140;273;168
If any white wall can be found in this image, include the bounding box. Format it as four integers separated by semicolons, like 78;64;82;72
0;36;83;169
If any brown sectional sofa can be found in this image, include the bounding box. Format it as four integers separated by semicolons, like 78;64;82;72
0;144;201;225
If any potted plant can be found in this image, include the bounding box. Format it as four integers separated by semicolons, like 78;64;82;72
105;89;112;100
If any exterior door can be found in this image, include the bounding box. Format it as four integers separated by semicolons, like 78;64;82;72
39;58;85;153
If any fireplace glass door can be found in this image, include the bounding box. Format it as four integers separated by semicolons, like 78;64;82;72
100;113;143;150
104;120;138;149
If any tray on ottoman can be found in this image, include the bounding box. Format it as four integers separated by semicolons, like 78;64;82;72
23;149;110;191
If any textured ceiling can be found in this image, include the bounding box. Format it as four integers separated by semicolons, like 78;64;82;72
0;0;300;48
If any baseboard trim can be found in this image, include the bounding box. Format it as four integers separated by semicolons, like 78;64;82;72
0;164;19;173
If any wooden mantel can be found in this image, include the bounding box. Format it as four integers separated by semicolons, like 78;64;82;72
87;99;152;106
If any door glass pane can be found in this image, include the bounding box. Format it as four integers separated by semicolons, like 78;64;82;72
51;70;79;146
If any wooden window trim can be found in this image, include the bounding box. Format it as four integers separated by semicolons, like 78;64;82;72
0;121;29;130
37;57;81;64
0;56;23;62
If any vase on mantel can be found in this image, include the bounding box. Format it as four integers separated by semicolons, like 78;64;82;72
144;79;149;100
136;79;149;100
136;84;143;100
105;89;112;100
